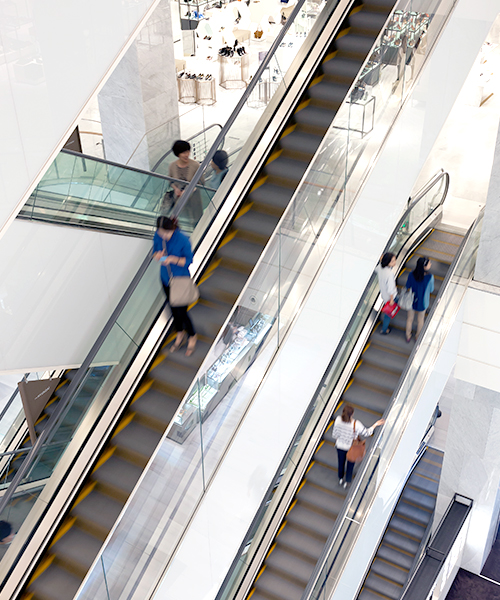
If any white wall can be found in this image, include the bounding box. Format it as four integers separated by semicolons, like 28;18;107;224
0;0;160;240
0;221;150;373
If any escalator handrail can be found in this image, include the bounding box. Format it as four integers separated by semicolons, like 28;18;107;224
214;171;449;600
302;206;484;600
169;0;342;219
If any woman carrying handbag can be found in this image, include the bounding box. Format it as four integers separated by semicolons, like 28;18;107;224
332;405;384;488
153;216;198;356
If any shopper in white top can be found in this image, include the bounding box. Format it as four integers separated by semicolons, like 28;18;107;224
375;252;397;335
332;404;384;488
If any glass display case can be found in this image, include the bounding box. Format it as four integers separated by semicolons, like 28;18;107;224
169;312;273;443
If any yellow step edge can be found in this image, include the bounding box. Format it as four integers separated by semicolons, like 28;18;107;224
306;461;315;474
350;5;362;14
205;258;222;276
323;50;338;63
199;271;215;286
132;379;153;404
255;564;266;583
276;521;287;537
265;149;283;166
219;229;239;249
246;588;256;600
35;413;48;426
297;480;306;493
362;342;371;354
235;202;254;220
325;421;333;432
188;298;199;311
28;554;55;587
317;440;325;452
250;175;268;193
353;361;363;373
280;124;296;139
50;516;77;547
295;99;311;113
286;499;297;515
344;379;354;393
45;395;58;408
92;447;116;475
150;353;167;371
336;27;351;39
72;481;97;508
310;74;325;87
162;332;177;349
20;593;34;600
112;412;136;438
55;380;66;392
265;542;277;559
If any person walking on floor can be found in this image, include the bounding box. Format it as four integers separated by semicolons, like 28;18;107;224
153;216;197;356
332;404;385;488
375;252;397;335
405;256;434;342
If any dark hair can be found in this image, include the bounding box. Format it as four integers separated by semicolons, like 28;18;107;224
413;257;430;282
341;404;354;422
172;140;191;157
156;216;178;231
0;521;12;542
212;149;228;171
381;252;395;268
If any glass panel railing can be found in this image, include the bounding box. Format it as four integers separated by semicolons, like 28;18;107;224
19;149;218;236
305;208;483;600
213;170;449;600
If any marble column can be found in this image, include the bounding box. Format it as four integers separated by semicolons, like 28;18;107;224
434;374;500;574
98;0;180;171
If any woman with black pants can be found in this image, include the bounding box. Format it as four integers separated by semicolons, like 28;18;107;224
153;216;197;356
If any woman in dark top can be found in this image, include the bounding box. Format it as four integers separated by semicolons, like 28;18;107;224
405;256;434;342
168;140;204;226
153;216;197;356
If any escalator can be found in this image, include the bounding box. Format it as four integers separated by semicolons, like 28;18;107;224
357;447;443;600
19;3;403;599
243;226;463;600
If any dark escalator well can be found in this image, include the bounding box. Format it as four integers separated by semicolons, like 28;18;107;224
17;3;402;599
242;225;463;600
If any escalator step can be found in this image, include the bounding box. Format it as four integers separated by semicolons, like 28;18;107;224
431;230;463;247
199;268;248;305
342;383;391;414
407;472;439;496
234;209;281;239
296;482;345;517
92;455;143;497
164;338;213;371
349;10;389;32
266;546;316;585
151;361;199;394
308;80;351;104
336;34;378;58
388;516;426;542
187;302;229;339
364;0;397;10
28;563;81;600
51;526;102;575
353;364;400;395
286;503;336;539
383;530;419;556
279;129;324;158
362;345;407;374
71;491;122;537
277;524;326;561
359;588;392;600
371;557;409;586
248;183;293;213
413;458;442;482
370;327;412;355
314;440;338;469
132;388;179;427
306;463;342;494
417;237;458;258
401;487;436;512
377;543;414;571
364;572;402;600
395;500;433;527
264;156;309;185
294;105;336;130
255;569;304;600
112;421;162;462
404;255;449;278
322;56;364;80
217;237;265;269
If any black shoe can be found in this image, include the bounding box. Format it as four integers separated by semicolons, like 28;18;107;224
380;327;391;335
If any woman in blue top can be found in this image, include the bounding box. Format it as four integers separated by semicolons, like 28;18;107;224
153;216;197;356
405;257;434;343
